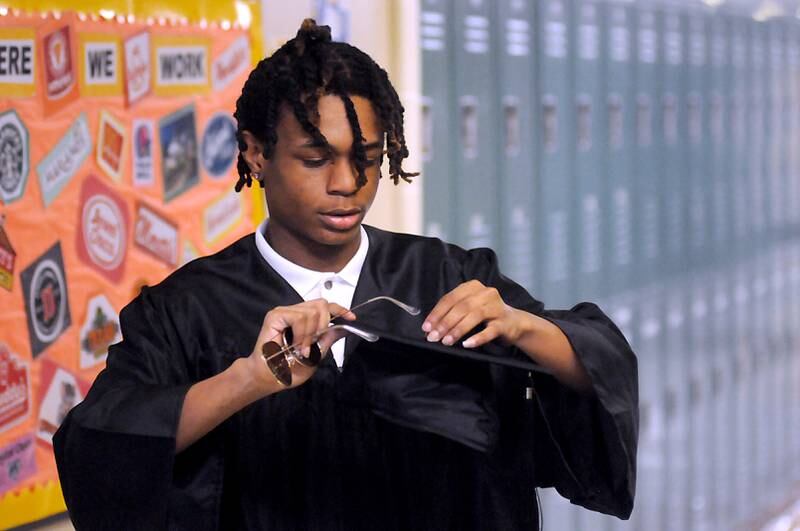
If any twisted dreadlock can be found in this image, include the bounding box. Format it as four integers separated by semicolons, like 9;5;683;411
234;18;417;192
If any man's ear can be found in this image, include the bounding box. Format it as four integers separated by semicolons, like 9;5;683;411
241;130;265;174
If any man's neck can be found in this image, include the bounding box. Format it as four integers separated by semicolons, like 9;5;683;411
263;224;361;272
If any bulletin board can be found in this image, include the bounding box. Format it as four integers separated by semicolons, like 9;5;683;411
0;1;263;526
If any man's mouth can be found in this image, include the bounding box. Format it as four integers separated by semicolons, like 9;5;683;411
319;208;362;231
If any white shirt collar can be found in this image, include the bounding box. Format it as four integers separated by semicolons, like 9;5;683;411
254;219;369;298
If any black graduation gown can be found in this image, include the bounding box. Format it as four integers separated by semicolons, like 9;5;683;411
53;226;638;530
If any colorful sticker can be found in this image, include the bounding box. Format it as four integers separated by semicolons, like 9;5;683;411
0;343;30;433
0;220;15;291
79;294;120;369
36;359;89;447
78;33;122;97
134;202;178;267
203;188;243;246
36;112;91;207
0;109;29;205
131;119;155;187
159;105;199;202
152;35;210;96
21;242;72;358
0;27;36;97
212;35;249;91
0;434;36;496
76;175;129;282
201;112;237;178
96;110;126;182
40;23;79;114
123;31;151;107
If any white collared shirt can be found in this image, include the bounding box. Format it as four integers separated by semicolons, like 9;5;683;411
254;219;369;367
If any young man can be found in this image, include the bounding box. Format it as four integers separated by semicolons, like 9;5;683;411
54;20;637;530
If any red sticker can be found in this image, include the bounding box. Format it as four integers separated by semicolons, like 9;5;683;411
76;175;129;283
0;220;16;291
39;22;80;115
36;359;90;447
0;343;30;433
134;202;178;266
123;31;151;107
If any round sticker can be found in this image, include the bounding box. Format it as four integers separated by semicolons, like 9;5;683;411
82;194;126;271
201;113;237;178
0;110;29;203
29;258;67;344
0;123;25;194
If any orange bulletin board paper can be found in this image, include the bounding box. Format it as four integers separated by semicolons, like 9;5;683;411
0;10;257;528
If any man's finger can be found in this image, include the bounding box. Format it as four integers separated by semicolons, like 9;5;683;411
438;313;485;346
462;325;500;349
329;302;357;321
423;282;481;332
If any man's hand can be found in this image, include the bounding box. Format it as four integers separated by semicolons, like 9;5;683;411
423;280;592;392
177;299;356;453
247;299;355;391
421;280;527;349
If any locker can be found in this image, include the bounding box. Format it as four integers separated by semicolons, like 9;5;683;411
708;12;736;529
572;0;605;306
536;0;575;309
729;15;755;524
627;5;666;530
658;7;691;530
596;6;637;530
685;10;715;531
420;0;455;241
452;0;498;250
495;0;538;294
747;20;773;512
536;0;578;527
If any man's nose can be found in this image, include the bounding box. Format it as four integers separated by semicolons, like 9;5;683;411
327;156;361;195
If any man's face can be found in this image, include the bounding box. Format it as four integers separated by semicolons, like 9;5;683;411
257;94;383;266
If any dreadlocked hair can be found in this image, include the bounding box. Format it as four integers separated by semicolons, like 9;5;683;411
233;18;418;193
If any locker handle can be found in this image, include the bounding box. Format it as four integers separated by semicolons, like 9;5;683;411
662;93;678;145
640;401;651;433
732;355;741;383
636;94;652;147
711;367;723;397
664;388;677;420
459;96;478;159
502;97;520;156
421;100;433;162
607;93;623;150
576;94;592;152
542;95;558;153
689;377;701;407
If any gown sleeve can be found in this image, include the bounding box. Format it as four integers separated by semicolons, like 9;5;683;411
53;286;207;530
460;247;639;519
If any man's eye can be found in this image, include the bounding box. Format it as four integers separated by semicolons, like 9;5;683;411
302;158;328;168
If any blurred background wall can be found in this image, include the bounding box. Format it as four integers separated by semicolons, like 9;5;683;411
2;0;800;530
